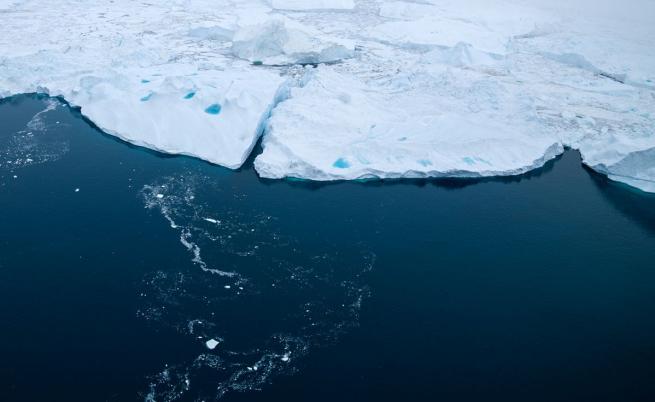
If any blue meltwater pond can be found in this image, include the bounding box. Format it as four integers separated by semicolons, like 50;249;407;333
1;95;655;402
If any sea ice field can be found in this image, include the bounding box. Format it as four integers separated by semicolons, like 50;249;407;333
1;0;654;191
1;90;655;402
2;1;655;401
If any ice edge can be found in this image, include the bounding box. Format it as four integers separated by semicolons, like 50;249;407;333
1;89;652;194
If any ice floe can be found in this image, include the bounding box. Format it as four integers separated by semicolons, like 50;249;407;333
0;0;653;191
269;0;355;11
0;1;288;168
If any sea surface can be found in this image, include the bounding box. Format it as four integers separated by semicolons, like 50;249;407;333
1;95;655;402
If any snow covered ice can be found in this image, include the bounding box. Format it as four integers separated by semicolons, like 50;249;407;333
0;0;289;168
1;0;654;192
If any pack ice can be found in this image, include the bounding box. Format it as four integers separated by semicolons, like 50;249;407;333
1;0;654;192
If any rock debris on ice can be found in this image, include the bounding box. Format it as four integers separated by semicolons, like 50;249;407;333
1;0;653;192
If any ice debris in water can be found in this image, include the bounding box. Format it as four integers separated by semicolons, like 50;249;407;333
138;173;375;401
205;339;220;350
1;0;654;191
0;99;69;172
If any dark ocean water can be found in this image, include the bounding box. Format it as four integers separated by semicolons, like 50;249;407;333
1;94;655;402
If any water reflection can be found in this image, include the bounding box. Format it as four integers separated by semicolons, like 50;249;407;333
587;166;655;235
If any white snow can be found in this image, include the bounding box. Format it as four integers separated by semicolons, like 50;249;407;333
256;67;563;180
270;0;355;11
230;18;354;66
0;0;288;169
1;0;654;192
255;0;655;191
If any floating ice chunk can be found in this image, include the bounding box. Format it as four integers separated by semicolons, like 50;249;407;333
187;26;234;42
582;145;655;193
269;0;354;10
205;339;220;350
256;68;563;181
422;43;506;73
540;52;627;83
511;0;655;87
0;7;288;170
72;70;286;169
379;1;439;20
372;0;555;54
369;16;509;55
231;19;354;66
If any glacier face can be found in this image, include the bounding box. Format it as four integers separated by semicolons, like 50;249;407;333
1;0;654;191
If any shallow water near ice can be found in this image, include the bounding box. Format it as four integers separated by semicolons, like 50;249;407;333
1;95;655;402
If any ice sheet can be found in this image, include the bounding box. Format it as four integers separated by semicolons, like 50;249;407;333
1;0;653;191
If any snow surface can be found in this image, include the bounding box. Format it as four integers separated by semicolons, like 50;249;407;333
1;0;654;191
